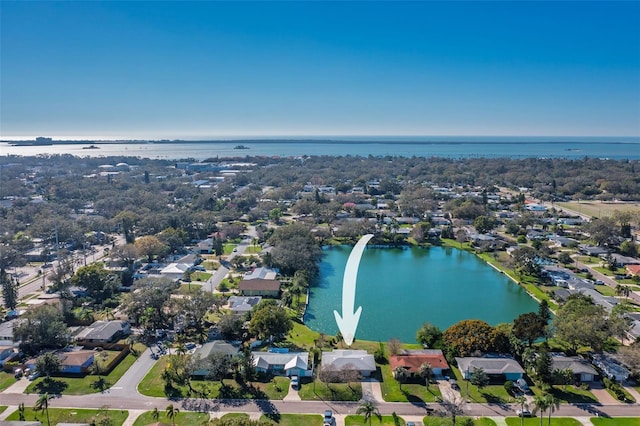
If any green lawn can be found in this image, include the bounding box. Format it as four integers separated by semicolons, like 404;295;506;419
260;413;324;425
6;407;128;425
345;415;407;425
202;260;220;270
223;243;237;255
505;418;582;426
192;271;213;281
178;282;203;294
591;418;640;426
596;285;618;297
245;245;262;254
132;409;209;425
548;384;598;404
0;372;17;391
138;355;290;399
0;406;6;414
423;418;496;426
26;346;143;395
450;368;512;404
298;379;362;401
379;363;441;403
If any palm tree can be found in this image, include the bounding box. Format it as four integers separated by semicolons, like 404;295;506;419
544;394;560;425
165;404;179;426
393;366;410;391
532;394;551;426
418;362;433;390
356;399;381;426
515;395;528;426
34;393;53;426
151;407;159;421
18;402;25;421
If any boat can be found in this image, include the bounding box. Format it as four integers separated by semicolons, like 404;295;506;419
82;145;100;149
234;145;250;150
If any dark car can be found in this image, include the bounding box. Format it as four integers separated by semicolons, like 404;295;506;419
323;410;335;426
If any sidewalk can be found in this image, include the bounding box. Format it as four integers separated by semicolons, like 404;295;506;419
3;377;32;394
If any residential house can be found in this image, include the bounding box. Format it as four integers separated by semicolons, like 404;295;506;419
0;345;16;366
321;349;376;378
605;253;640;266
159;262;190;281
390;349;450;377
456;355;525;381
252;351;312;377
227;296;262;316
0;320;18;346
191;341;240;377
244;267;277;281
551;354;598;383
626;264;640;277
238;279;281;297
591;353;630;382
74;320;131;344
26;350;95;375
579;245;609;257
196;238;214;254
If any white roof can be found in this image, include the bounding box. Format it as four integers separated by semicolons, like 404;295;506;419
322;349;376;372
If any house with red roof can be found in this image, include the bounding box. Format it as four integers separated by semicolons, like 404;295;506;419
389;349;450;377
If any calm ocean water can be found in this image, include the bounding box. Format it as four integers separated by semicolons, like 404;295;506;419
1;136;639;160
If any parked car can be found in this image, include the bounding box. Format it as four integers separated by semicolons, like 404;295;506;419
291;375;299;390
517;409;533;417
13;368;23;379
323;410;335;426
27;371;40;381
449;378;459;390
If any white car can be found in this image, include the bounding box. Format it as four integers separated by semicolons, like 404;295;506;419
516;409;533;417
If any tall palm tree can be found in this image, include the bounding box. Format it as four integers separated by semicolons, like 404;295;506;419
532;394;551;426
356;399;381;426
34;393;53;426
165;404;179;426
418;362;433;390
515;395;528;426
544;394;560;425
151;407;159;421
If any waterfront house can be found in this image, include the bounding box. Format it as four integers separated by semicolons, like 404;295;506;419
389;350;450;377
227;296;262;315
456;355;525;381
238;279;281;297
321;349;376;377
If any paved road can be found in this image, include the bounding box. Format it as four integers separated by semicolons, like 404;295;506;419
205;226;257;293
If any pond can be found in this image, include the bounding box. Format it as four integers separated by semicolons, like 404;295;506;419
304;245;540;343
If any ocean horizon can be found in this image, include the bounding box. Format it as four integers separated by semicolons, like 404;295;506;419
1;135;639;161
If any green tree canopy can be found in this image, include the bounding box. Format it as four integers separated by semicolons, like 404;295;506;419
14;304;70;355
552;294;611;354
416;322;442;348
248;301;293;341
513;312;547;347
443;319;496;357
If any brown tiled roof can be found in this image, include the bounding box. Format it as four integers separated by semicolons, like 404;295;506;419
238;279;280;291
389;352;450;373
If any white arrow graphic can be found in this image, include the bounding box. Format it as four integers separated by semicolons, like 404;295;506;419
334;234;373;346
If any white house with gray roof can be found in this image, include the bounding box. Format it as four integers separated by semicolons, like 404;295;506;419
321;349;376;377
252;351;312;377
551;354;598;382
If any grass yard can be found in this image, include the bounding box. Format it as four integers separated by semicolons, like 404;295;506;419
298;379;362;401
556;201;640;219
223;243;237;255
423;418;496;426
595;285;618;297
591;418;640;426
0;372;17;391
548;385;598;404
132;409;209;425
177;283;203;294
202;260;220;270
345;415;408;425
260;413;324;425
505;418;581;426
138;355;290;399
245;245;262;254
0;406;6;414
6;407;128;425
191;271;213;281
26;347;143;395
379;363;441;403
450;368;512;404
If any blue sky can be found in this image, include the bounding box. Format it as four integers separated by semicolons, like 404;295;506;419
1;1;639;139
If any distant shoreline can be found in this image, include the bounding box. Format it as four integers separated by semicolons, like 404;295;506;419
4;137;640;146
